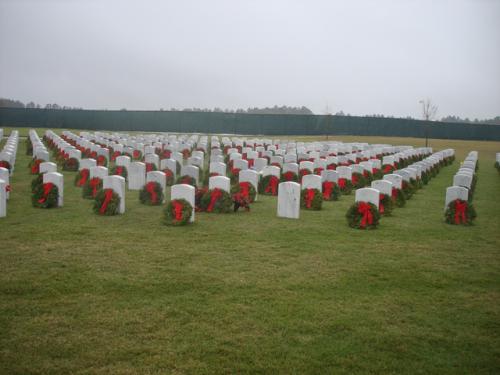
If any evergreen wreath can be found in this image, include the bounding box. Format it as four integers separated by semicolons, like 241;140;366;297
97;155;108;167
139;181;164;205
258;174;280;196
445;199;476;225
352;172;366;189
200;188;233;213
32;182;58;208
165;198;193;226
378;193;394;216
111;165;128;180
83;177;103;199
322;181;340;201
0;160;11;172
28;158;43;174
280;171;298;183
74;168;90;187
231;181;256;203
176;175;196;186
62;157;79;171
93;188;120;216
338;178;353;195
300;188;323;210
162;169;174;185
346;201;380;229
392;188;406;207
132;150;143;161
145;162;158;172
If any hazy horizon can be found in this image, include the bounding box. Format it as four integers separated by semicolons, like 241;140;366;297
1;0;499;118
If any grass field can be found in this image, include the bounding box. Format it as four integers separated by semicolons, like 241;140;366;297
1;128;500;374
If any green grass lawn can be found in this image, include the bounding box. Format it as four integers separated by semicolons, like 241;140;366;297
1;129;500;374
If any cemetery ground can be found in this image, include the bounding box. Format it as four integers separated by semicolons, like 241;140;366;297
1;128;500;374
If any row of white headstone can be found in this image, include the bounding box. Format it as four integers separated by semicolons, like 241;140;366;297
0;131;19;217
445;151;477;209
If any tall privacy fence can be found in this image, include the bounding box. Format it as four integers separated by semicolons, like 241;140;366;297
1;107;499;140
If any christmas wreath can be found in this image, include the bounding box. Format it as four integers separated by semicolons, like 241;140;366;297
139;181;164;205
231;181;256;203
163;169;174;185
421;171;430;185
362;170;373;183
93;188;120;216
346;201;380;229
32;182;58;208
0;160;11;172
195;187;208;212
176;175;196;186
229;167;240;183
326;163;337;170
232;190;251;212
372;168;383;180
259;175;279;196
97;155;108;167
28;158;43;174
83;177;102;199
352;172;366;189
402;180;413;200
392;187;406;207
165;198;193;225
299;169;311;182
382;164;394;174
160;150;171;159
111;151;122;161
378;193;393;216
132;150;142;161
281;171;298;183
338;178;353;195
182;149;191;159
301;188;323;210
74;168;90;187
111;165;128;180
146;163;157;172
200;188;233;213
62;157;79;171
314;167;324;176
445;199;476;225
31;174;44;192
322;181;340;201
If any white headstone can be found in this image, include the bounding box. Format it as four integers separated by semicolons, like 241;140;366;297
128;162;146;190
79;158;97;171
239;169;259;193
103;175;126;214
371;180;392;196
180;165;199;185
209;162;226;176
39;162;57;174
301;174;322;191
90;166;108;179
453;174;472;189
147;171;167;201
321;169;339;183
115;155;131;169
445;186;468;209
171;184;195;222
277;182;300;219
355;188;379;209
208;176;230;193
43;172;63;207
383;174;403;190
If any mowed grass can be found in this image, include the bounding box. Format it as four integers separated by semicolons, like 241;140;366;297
1;128;500;374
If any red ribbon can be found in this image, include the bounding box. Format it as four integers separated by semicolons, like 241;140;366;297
239;182;250;199
338;178;346;189
146;163;155;172
146;182;158;203
31;159;42;174
391;187;398;201
322;181;334;200
379;193;385;214
327;164;336;170
133;150;141;159
304;188;315;208
207;188;223;212
352;174;359;185
89;177;101;197
78;169;89;186
6;185;11;193
99;189;114;214
172;200;184;221
373;168;380;175
38;182;54;203
264;176;279;195
97;156;106;166
283;171;296;181
115;166;123;176
314;167;324;175
454;200;467;224
383;165;393;174
358;202;373;228
248;159;254;168
231;168;240;176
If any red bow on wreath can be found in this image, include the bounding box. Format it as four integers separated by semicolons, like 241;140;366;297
383;165;393;174
358;202;373;228
31;159;42;174
454;200;467;224
6;185;11;193
115;166;123;176
38;182;54;203
322;181;334;200
145;182;158;204
172;200;184;221
99;189;114;214
338;178;346;189
304;188;315;208
239;182;250;199
89;178;101;197
207;188;222;212
264;176;279;195
379;193;385;214
352;174;359;185
78;169;89;186
391;187;398;201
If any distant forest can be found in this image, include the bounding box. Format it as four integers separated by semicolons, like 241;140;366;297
1;97;499;124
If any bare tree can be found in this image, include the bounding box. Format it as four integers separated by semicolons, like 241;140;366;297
419;98;438;121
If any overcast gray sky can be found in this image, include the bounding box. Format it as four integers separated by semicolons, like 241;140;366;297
1;0;499;118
